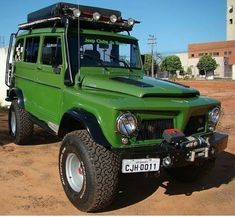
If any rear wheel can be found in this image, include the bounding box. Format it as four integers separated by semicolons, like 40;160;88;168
166;159;215;182
59;130;119;212
9;100;33;144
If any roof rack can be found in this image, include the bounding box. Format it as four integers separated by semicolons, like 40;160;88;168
18;2;139;32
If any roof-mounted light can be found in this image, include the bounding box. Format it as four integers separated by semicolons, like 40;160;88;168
110;14;117;23
93;12;101;21
73;9;81;18
127;18;135;26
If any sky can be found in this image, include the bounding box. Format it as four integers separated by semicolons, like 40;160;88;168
0;0;226;54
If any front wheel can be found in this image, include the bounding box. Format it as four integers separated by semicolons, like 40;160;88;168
59;130;119;212
9;100;33;144
166;159;215;182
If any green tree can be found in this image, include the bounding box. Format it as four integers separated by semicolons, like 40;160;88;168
197;55;217;77
160;55;182;77
186;66;192;76
143;54;157;76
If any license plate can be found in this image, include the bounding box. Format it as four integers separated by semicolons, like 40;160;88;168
122;158;160;173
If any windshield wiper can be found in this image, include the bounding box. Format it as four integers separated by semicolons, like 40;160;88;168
107;54;133;72
81;52;108;70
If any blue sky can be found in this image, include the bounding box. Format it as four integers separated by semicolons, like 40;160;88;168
0;0;226;54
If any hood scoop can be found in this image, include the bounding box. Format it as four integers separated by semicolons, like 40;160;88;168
83;75;200;98
111;76;154;88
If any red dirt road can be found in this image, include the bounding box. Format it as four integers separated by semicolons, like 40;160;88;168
0;80;235;215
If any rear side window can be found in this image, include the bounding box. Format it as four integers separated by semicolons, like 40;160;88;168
24;37;40;63
14;39;24;61
41;36;62;65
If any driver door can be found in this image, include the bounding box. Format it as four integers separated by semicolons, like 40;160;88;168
35;35;64;127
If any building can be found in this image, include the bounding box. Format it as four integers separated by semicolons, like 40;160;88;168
0;48;9;107
227;0;235;40
173;0;235;79
175;52;226;78
188;40;235;77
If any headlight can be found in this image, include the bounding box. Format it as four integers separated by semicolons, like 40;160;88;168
209;107;220;125
93;12;101;21
110;14;117;23
116;113;138;136
127;18;135;26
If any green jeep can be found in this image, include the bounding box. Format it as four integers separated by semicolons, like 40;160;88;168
5;2;228;212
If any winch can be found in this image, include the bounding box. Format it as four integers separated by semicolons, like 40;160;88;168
162;128;212;162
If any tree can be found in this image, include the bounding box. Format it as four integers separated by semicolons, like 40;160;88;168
160;55;182;77
186;66;192;76
143;54;158;76
197;55;217;77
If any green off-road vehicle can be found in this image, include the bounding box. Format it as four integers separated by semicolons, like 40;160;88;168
5;2;228;212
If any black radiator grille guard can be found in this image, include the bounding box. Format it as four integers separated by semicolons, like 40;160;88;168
136;115;206;141
136;119;174;141
184;115;206;136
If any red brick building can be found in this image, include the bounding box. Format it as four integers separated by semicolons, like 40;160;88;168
187;40;235;77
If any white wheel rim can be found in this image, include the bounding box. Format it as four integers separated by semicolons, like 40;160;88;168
65;153;84;193
11;111;16;135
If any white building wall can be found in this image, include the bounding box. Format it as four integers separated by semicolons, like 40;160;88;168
175;52;225;78
0;48;9;107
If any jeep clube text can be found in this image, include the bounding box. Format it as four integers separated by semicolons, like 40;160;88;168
5;2;228;212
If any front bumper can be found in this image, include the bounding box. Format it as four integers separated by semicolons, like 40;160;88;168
113;132;228;170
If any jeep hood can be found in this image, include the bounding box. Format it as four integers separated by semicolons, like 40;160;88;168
82;75;200;98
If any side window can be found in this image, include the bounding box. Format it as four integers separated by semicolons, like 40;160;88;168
42;36;62;65
24;37;40;63
14;39;24;61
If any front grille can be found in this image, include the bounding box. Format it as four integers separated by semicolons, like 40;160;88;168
184;115;206;136
137;119;174;141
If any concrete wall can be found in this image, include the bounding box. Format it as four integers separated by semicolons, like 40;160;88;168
227;0;235;40
175;52;228;78
0;48;9;107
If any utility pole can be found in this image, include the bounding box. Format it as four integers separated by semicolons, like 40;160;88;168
148;34;156;77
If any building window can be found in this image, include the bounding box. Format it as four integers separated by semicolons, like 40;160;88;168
224;51;228;55
191;54;194;57
229;51;232;55
213;52;219;56
199;53;204;57
229;19;233;24
229;5;233;13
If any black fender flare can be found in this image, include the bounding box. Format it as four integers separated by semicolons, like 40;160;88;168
58;109;111;148
6;88;25;109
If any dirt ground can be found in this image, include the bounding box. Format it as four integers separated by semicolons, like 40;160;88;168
0;80;235;215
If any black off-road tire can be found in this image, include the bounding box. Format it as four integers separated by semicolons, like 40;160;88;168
166;159;215;182
9;100;34;144
59;130;119;212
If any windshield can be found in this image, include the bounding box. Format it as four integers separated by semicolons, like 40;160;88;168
68;34;141;70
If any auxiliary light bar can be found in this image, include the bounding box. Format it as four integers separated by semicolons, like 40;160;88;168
18;2;139;32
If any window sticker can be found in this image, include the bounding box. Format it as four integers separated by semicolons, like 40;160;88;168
84;38;123;46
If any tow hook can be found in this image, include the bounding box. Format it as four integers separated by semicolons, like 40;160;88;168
162;156;173;167
186;147;209;162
